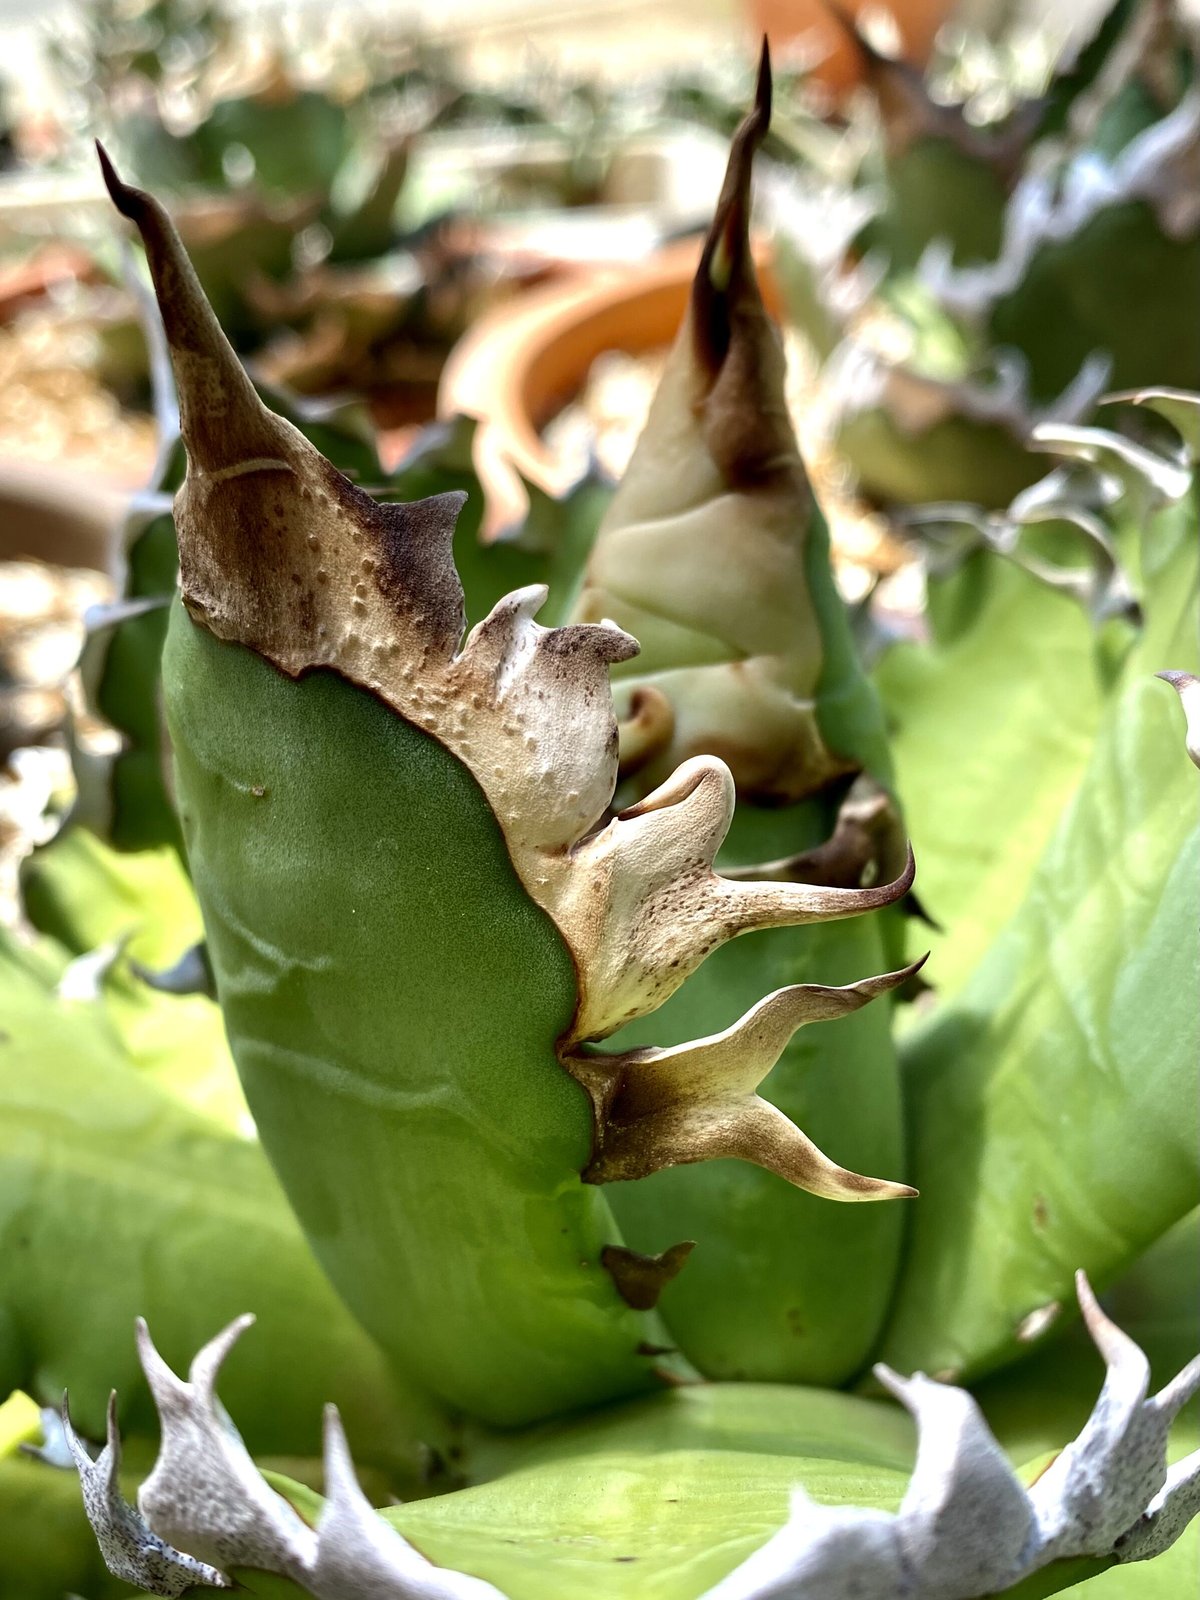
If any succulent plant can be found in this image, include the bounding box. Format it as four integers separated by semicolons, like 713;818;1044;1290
564;62;915;1387
2;54;1198;1600
774;0;1200;510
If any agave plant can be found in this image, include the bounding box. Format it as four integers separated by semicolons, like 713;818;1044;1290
2;52;1198;1600
774;0;1200;510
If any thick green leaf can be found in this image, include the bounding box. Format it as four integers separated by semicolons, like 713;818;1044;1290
988;208;1200;407
0;925;446;1483
875;553;1110;1004
879;513;1200;1381
836;400;1048;511
164;607;668;1427
20;827;241;1126
242;1385;915;1600
0;1452;138;1599
397;1386;913;1600
198;90;351;198
862;140;1009;272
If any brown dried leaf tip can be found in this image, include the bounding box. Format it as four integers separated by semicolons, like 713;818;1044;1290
573;958;923;1198
694;39;771;371
100;135;919;1207
691;40;798;496
570;47;861;805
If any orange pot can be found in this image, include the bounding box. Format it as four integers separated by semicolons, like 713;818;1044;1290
0;462;126;570
0;245;96;326
437;239;780;536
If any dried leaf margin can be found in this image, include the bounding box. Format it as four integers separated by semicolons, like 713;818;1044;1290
97;142;918;1203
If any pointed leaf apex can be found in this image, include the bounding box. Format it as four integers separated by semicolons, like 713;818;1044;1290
1075;1269;1149;1389
1156;670;1200;768
97;146;279;478
695;44;772;355
576;958;919;1198
188;1313;255;1396
95;139;138;221
755;37;773;128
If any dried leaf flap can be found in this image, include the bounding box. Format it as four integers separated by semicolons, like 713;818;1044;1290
99;114;916;1203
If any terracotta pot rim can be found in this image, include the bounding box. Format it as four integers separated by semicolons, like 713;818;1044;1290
0;460;127;571
437;238;779;535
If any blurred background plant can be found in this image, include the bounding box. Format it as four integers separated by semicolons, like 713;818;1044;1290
772;0;1200;510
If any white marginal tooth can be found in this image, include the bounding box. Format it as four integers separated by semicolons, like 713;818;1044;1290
84;594;171;635
61;1391;230;1596
1157;671;1200;769
874;1366;1033;1599
56;940;126;1004
460;584;549;668
313;1407;506;1600
700;1490;902;1600
1150;1353;1200;1424
135;1318;191;1407
1030;423;1194;503
187;1313;256;1402
1076;1270;1150;1385
1117;1447;1200;1564
135;1317;317;1578
1029;1272;1166;1560
496;583;549;620
1107;386;1200;458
